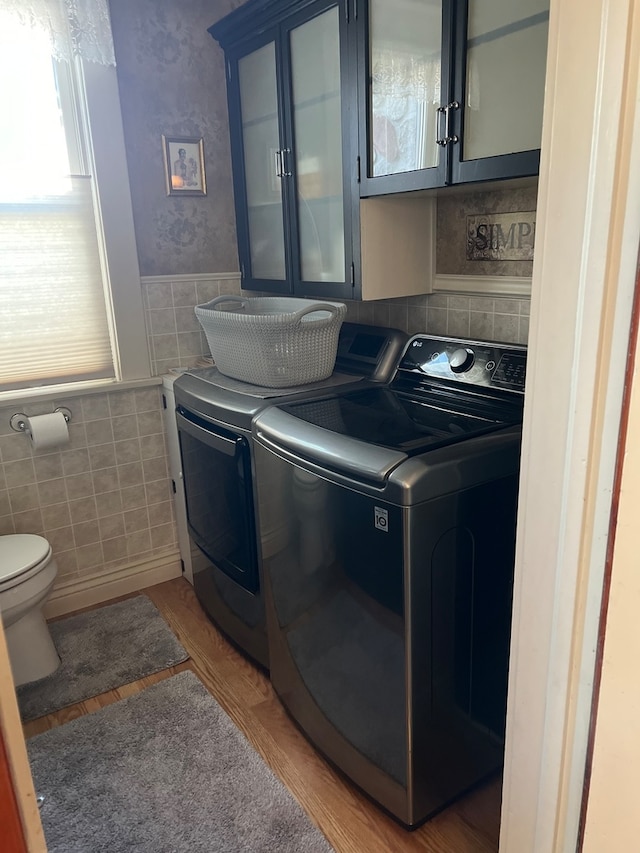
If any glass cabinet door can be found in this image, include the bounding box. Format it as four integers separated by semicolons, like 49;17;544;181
223;1;355;297
359;0;548;193
360;0;447;194
452;0;549;183
237;42;287;281
289;5;347;286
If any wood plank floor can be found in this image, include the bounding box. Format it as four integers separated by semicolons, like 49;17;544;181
23;577;502;852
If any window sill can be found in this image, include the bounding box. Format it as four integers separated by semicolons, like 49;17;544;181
0;376;163;407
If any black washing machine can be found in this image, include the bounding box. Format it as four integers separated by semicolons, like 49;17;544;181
252;334;526;826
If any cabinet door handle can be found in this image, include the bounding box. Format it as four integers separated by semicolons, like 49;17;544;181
282;147;292;177
274;148;292;178
436;101;460;147
274;149;284;178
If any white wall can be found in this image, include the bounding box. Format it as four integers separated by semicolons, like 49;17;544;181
582;302;640;849
500;0;640;849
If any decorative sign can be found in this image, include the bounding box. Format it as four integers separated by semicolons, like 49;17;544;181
466;211;536;261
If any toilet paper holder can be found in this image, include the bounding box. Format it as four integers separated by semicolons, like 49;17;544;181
10;407;72;433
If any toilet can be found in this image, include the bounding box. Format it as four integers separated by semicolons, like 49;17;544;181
0;534;60;687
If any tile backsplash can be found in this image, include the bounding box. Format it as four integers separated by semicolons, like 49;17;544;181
143;274;530;376
142;275;243;375
343;291;530;345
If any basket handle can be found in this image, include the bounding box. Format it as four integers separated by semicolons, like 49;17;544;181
201;295;250;311
292;302;340;325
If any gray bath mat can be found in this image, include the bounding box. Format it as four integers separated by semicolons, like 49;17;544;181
27;671;333;853
18;595;188;722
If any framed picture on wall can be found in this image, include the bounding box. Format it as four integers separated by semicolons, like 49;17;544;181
162;135;207;196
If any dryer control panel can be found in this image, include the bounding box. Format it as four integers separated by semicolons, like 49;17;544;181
397;335;527;394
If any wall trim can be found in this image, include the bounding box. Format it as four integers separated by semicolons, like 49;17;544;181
141;272;241;285
433;274;532;297
0;376;163;408
44;551;183;618
141;271;531;298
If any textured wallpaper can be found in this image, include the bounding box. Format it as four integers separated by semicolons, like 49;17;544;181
436;182;538;277
109;0;244;276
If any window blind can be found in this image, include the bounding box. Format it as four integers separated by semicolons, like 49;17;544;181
0;176;116;391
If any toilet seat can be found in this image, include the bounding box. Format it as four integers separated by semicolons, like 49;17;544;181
0;534;52;590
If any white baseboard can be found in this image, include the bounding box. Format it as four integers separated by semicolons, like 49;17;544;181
44;551;183;619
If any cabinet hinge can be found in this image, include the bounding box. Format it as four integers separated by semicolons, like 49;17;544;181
356;155;361;183
180;559;185;574
226;60;232;83
350;262;355;286
171;479;177;494
240;262;246;279
162;393;167;410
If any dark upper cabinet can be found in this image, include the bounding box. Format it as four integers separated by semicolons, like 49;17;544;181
358;0;550;196
210;0;360;299
210;0;545;299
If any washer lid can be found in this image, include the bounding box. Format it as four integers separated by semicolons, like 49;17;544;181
0;534;51;583
276;386;514;456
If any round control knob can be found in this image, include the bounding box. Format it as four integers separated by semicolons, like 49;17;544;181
449;347;475;373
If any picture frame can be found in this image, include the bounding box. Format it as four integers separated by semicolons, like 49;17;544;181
162;135;207;196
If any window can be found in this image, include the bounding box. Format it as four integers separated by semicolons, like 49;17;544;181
0;6;149;396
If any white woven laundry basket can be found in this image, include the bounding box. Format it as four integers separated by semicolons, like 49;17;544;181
195;296;347;387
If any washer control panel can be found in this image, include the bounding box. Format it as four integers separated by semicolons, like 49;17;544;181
398;335;527;393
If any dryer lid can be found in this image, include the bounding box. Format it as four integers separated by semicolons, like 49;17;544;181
0;534;51;582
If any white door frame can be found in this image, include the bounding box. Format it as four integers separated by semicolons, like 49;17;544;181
500;0;640;850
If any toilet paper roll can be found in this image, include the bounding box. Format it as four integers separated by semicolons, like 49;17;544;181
26;412;70;450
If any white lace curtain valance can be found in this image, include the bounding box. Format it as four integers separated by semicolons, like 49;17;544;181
372;47;441;104
4;0;115;65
